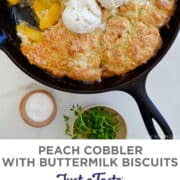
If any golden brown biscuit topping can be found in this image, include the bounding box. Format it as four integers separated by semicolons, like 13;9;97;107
12;0;176;82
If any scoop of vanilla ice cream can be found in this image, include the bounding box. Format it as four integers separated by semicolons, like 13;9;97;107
98;0;128;9
62;0;102;34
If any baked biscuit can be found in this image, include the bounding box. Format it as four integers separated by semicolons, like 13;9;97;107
19;0;176;82
21;21;102;81
118;0;176;27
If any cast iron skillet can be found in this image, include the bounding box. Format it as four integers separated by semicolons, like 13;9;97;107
0;0;179;139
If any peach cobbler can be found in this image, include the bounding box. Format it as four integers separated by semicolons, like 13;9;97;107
8;0;176;82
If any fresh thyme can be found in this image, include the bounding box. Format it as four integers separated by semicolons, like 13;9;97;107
64;105;120;139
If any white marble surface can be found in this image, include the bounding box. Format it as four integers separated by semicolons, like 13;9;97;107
0;33;179;139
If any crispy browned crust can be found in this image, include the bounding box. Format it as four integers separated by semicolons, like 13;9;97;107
20;0;176;82
100;17;162;75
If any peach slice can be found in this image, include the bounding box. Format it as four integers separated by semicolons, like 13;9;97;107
39;2;61;30
33;0;60;18
17;23;43;42
7;0;20;5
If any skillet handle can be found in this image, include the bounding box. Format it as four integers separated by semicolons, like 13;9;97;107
123;75;173;139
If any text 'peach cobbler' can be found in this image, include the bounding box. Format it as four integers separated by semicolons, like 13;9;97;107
8;0;176;82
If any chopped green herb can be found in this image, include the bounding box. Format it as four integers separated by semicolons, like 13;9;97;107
64;105;121;139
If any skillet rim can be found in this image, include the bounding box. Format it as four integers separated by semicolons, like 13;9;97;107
0;1;180;94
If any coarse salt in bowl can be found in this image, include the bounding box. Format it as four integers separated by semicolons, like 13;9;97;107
19;90;57;128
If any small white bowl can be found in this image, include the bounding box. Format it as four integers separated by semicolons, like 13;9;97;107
71;104;127;139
